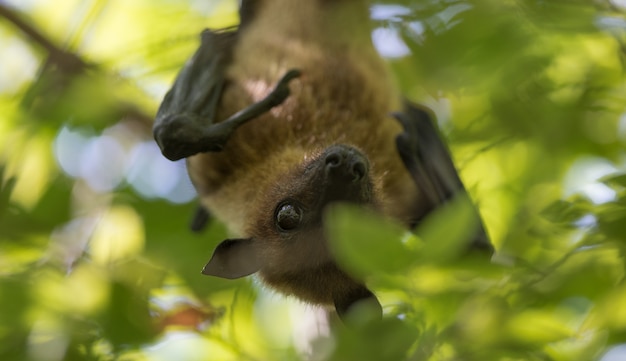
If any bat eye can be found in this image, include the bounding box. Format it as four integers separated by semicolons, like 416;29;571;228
275;203;303;231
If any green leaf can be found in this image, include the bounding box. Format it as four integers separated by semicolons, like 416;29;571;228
98;281;156;347
601;173;626;189
330;317;418;361
541;198;590;225
325;204;415;278
596;200;626;241
416;194;483;264
0;166;16;220
0;275;31;360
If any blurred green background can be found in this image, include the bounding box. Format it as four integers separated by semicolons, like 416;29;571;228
1;0;626;360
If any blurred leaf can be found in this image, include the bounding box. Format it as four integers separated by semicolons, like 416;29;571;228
506;310;573;345
0;165;16;219
330;318;418;361
601;173;626;189
541;198;590;225
596;199;626;241
0;275;30;360
325;204;414;278
98;281;156;348
416;194;483;264
0;175;72;241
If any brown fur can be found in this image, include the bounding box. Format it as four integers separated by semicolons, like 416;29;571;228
187;0;422;306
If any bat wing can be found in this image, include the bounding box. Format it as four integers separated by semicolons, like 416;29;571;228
153;0;265;162
152;29;237;232
394;102;493;252
153;4;300;231
153;29;238;161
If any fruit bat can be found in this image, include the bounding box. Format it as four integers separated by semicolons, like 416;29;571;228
153;0;492;319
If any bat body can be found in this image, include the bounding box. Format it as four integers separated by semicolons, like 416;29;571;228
154;0;491;318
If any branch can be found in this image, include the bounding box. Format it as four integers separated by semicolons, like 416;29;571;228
0;2;58;53
0;2;91;74
0;2;154;127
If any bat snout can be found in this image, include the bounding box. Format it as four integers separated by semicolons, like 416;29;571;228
324;145;369;183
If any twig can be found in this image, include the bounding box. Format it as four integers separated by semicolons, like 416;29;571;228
0;2;59;54
0;2;90;73
0;2;155;127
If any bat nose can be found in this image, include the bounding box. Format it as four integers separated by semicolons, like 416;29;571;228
324;145;368;182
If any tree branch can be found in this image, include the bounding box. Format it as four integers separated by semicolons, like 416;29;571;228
0;2;57;53
0;2;91;73
0;2;154;128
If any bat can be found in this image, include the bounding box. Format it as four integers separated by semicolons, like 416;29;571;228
153;0;492;320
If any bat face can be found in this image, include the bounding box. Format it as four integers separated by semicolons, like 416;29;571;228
254;144;377;272
203;144;379;305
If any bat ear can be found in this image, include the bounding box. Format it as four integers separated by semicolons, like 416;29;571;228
202;238;261;279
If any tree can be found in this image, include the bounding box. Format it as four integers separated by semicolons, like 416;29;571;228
1;0;626;360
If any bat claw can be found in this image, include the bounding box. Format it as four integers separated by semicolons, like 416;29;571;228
154;114;213;160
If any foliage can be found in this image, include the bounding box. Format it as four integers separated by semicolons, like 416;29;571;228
1;0;626;360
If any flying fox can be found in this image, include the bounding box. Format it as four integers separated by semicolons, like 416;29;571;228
153;0;492;319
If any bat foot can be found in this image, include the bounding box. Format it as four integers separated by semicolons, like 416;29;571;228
190;205;211;232
220;68;302;127
154;114;215;161
154;69;302;160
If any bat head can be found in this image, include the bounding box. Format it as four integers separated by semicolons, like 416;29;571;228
202;144;380;305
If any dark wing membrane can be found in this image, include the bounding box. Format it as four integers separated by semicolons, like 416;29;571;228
394;103;492;252
155;0;260;124
239;0;261;30
155;29;237;127
155;0;258;127
153;29;238;161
